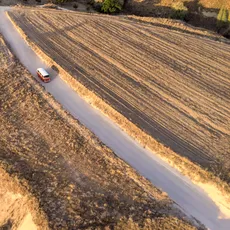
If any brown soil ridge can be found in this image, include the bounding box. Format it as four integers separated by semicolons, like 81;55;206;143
6;8;230;210
0;166;49;230
0;34;200;229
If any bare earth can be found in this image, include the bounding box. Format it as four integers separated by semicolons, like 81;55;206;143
8;9;230;183
0;34;199;229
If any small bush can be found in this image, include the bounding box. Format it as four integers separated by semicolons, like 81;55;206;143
170;2;188;21
92;2;101;12
73;3;78;9
101;0;122;14
88;0;95;5
217;7;229;30
55;0;68;4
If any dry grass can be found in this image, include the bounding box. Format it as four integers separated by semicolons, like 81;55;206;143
126;15;228;41
0;35;198;229
159;0;230;9
0;167;49;230
0;35;14;68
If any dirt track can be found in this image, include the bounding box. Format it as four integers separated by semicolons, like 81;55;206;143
9;9;230;182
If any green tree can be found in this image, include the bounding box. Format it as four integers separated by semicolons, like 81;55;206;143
101;0;122;14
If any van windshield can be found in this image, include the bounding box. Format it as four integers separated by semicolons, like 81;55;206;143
44;75;50;78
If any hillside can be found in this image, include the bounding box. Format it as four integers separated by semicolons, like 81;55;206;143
124;0;230;36
8;8;230;187
0;35;199;229
125;0;230;16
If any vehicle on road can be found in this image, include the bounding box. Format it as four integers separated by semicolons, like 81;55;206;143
36;68;50;83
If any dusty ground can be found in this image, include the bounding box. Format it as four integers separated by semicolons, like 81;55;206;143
0;36;47;230
8;9;230;185
0;167;48;230
0;35;14;68
0;35;199;229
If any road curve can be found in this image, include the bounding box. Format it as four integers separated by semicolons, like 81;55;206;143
0;7;229;230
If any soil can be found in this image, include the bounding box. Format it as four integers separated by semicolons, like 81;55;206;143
8;9;230;185
0;34;199;229
0;167;48;230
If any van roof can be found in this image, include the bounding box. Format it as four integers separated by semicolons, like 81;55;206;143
37;68;49;76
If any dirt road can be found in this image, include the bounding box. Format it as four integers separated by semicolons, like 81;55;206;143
0;7;230;229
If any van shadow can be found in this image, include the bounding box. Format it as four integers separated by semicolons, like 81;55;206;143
46;64;60;81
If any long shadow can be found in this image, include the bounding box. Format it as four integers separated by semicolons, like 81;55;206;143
123;0;230;39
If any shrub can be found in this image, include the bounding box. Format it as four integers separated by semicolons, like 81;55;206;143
170;2;188;21
73;3;78;9
88;0;94;5
94;2;102;12
217;6;229;30
55;0;68;4
101;0;122;14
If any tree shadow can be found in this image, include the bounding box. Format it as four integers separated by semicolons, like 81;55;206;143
124;0;230;38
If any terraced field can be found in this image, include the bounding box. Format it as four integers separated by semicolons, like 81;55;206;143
9;9;230;182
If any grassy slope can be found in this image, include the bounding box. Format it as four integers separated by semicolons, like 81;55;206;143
0;36;198;229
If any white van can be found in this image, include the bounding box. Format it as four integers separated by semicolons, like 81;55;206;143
36;68;50;83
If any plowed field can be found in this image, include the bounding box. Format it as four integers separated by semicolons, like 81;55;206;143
9;9;230;182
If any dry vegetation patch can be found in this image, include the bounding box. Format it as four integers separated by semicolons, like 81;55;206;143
0;35;199;229
0;167;49;230
0;35;14;68
125;15;229;41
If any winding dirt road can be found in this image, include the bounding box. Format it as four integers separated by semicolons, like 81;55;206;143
0;7;230;230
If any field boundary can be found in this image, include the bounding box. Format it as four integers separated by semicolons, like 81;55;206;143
7;10;230;209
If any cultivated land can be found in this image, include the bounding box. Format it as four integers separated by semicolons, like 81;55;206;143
0;35;199;229
8;9;230;185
